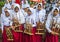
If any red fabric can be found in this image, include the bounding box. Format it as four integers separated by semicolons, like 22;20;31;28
19;24;24;42
35;35;42;42
3;29;8;42
12;24;24;42
23;33;29;42
19;32;23;42
54;35;58;42
15;0;21;4
29;27;36;42
45;32;58;42
2;26;13;42
12;30;19;42
19;24;24;31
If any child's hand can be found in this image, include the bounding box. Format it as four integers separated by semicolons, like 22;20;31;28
11;26;15;30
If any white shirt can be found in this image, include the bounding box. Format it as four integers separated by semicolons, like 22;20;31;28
46;14;60;33
21;9;28;18
25;14;36;27
36;9;46;23
1;14;12;26
1;14;12;31
12;11;25;24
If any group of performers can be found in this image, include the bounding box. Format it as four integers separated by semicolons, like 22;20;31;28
0;0;60;42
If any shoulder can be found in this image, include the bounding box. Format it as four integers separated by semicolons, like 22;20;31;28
41;9;46;13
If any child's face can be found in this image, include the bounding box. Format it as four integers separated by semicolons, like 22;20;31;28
53;10;58;16
14;7;19;12
5;11;10;17
37;5;42;10
27;11;32;15
24;8;28;12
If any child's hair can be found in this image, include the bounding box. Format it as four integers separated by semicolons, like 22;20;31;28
54;9;59;12
5;10;10;17
15;6;19;9
38;4;41;7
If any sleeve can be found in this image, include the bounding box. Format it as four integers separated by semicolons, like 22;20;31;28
45;15;52;33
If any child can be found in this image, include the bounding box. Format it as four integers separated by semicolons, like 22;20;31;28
35;3;46;42
11;4;25;42
25;9;36;42
1;10;13;42
45;8;60;42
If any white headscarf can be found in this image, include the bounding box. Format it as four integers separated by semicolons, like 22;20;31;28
4;9;11;16
36;3;43;9
52;7;59;13
14;4;20;11
38;3;42;6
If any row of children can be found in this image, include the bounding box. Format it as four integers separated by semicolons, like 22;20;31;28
0;0;60;42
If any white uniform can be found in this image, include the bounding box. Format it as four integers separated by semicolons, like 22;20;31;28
12;11;25;24
46;13;60;33
12;4;25;24
1;13;12;32
22;0;30;8
29;8;36;15
21;9;28;18
25;14;36;27
36;9;46;23
21;4;30;18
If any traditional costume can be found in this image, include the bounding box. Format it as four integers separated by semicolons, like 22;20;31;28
11;4;25;42
24;9;36;42
1;10;13;42
35;3;46;42
45;8;60;42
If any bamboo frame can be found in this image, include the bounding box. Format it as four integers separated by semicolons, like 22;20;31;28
35;22;45;35
24;23;34;35
5;28;13;41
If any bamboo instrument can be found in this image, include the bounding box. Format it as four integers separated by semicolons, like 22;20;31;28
5;27;13;41
51;17;60;35
35;21;45;35
12;18;22;32
24;22;33;35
